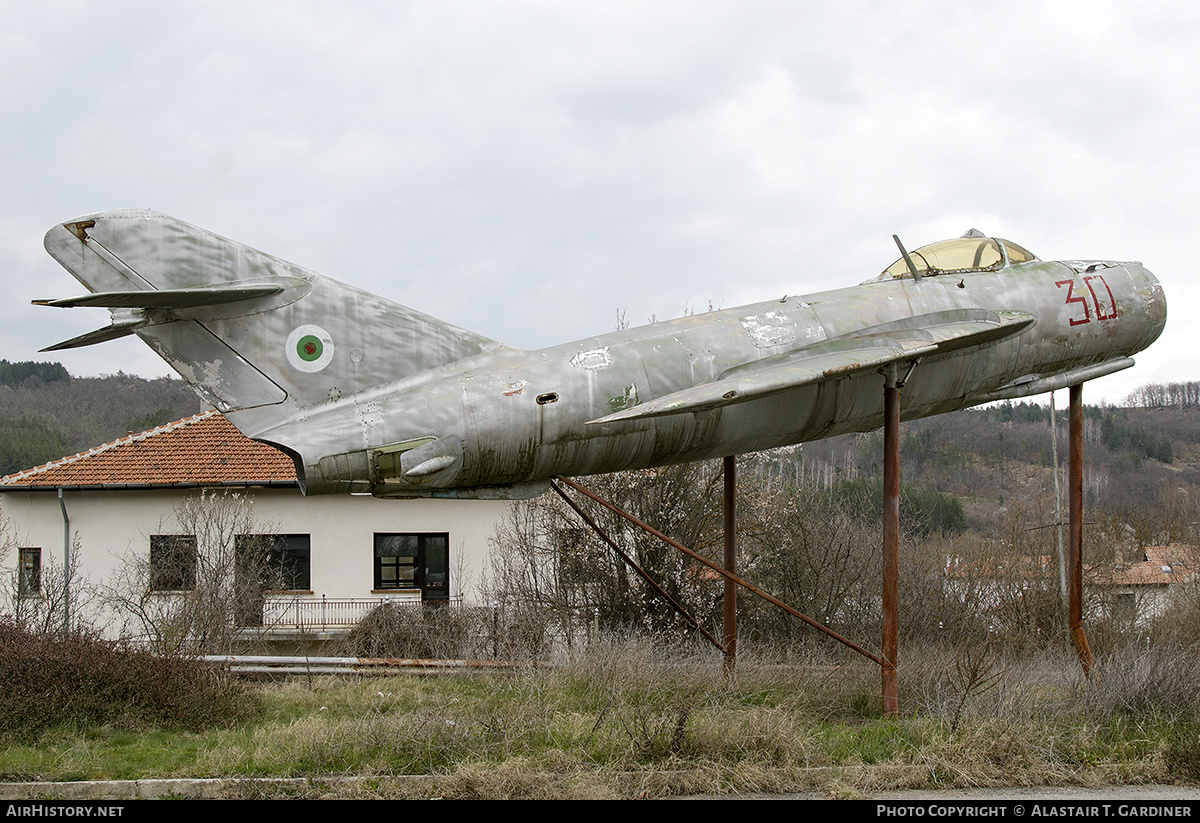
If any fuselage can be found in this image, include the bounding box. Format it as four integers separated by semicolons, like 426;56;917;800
240;256;1165;497
37;213;1167;499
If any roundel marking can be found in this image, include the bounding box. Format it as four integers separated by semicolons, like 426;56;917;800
286;325;335;372
297;335;323;361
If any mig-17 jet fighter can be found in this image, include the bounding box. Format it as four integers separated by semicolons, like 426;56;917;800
37;210;1166;499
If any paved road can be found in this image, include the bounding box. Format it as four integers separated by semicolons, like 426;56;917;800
680;785;1200;801
4;778;1199;801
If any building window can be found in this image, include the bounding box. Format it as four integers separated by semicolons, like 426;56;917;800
231;534;311;628
149;535;197;592
236;534;311;592
18;548;40;597
268;534;311;591
374;533;449;601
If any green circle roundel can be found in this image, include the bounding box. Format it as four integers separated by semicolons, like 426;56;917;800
286;324;335;372
297;335;323;362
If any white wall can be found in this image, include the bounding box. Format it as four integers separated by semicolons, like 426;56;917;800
0;486;513;630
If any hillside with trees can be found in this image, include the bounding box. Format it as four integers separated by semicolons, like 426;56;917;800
0;360;200;475
8;360;1200;729
1;356;1194;516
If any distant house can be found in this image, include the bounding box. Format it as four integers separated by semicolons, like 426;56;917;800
0;412;512;639
944;544;1200;629
1092;544;1200;626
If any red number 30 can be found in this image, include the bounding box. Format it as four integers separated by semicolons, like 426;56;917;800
1056;275;1117;327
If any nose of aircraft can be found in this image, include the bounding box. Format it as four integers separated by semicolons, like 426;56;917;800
1131;263;1167;351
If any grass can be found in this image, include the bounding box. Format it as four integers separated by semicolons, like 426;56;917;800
0;639;1196;798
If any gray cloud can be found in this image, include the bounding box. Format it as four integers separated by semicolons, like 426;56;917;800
1;1;1193;403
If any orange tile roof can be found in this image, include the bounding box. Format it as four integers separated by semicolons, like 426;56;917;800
1103;545;1200;587
946;545;1200;588
0;411;297;489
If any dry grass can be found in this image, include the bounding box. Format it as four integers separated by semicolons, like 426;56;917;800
201;640;1188;796
1;637;1195;798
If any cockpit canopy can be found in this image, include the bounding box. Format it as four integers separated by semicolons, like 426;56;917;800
875;230;1038;281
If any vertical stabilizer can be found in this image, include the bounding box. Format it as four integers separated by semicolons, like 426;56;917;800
42;210;501;415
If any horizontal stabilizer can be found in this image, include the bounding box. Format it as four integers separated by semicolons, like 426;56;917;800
33;284;284;309
39;320;144;351
591;308;1035;424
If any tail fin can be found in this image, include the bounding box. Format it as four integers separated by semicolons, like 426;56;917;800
41;210;500;414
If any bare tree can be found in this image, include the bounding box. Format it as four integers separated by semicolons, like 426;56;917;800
0;503;12;602
0;503;93;635
735;479;878;643
484;461;726;644
100;490;279;655
7;536;89;636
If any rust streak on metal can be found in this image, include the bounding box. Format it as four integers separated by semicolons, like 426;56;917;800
549;480;726;654
823;362;861;377
553;474;884;666
66;220;94;241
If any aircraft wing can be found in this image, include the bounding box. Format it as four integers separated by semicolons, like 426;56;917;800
590;309;1035;424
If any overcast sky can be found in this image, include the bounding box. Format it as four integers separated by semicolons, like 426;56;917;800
1;1;1195;405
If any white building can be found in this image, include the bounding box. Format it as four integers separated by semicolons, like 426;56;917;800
0;412;512;640
943;544;1200;631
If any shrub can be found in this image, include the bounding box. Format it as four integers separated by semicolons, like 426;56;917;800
335;602;551;662
1079;641;1200;720
0;622;252;741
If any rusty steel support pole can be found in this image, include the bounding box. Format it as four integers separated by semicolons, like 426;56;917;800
554;474;885;665
723;455;737;677
549;481;726;654
1068;384;1095;676
882;374;900;716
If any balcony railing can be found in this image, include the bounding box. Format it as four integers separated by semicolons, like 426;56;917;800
255;594;461;631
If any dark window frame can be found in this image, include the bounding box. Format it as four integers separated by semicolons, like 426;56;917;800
373;532;450;601
235;533;312;593
149;534;197;592
18;547;40;598
267;534;312;592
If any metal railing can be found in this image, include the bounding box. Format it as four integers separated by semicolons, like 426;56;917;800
256;594;462;631
203;654;524;674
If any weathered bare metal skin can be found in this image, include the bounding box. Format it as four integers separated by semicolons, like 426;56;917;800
39;211;1166;499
